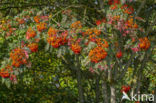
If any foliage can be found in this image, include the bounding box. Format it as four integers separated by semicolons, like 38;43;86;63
0;0;156;103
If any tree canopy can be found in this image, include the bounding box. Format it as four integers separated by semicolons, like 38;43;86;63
0;0;156;103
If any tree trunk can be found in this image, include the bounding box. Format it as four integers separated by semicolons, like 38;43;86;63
98;0;104;9
110;85;116;103
102;81;109;103
154;88;156;103
95;76;100;103
77;67;84;103
136;72;142;94
75;55;84;103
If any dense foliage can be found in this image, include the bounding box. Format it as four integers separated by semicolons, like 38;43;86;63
0;0;156;103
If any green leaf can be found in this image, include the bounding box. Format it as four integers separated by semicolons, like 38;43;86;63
57;49;62;58
2;78;5;84
81;56;90;66
14;70;19;75
88;42;96;50
5;79;11;88
45;43;50;51
61;15;67;24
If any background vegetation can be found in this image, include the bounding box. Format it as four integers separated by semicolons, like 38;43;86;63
0;0;156;103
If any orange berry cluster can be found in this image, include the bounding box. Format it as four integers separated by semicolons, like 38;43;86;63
47;37;67;48
84;28;101;36
96;38;109;48
34;16;40;23
28;43;38;52
18;19;25;24
121;85;131;93
113;15;120;21
108;0;120;5
110;4;134;15
37;22;47;32
0;65;13;78
26;27;36;39
47;27;68;48
126;17;138;29
121;4;134;15
71;43;82;54
48;27;58;37
139;37;150;50
10;48;28;68
1;25;7;31
110;4;118;10
70;21;82;29
89;46;107;63
83;28;101;42
116;50;122;58
96;17;107;25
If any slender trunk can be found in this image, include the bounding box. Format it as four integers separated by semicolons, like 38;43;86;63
98;0;104;10
102;81;109;103
77;67;84;103
136;80;141;94
110;85;116;103
130;87;135;98
154;88;156;103
95;76;100;103
75;55;84;103
136;72;142;94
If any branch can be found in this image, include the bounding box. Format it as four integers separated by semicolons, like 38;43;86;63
118;53;134;80
147;18;156;36
0;4;51;10
150;58;156;64
135;0;146;16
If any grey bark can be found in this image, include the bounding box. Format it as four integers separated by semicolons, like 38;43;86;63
110;85;116;103
75;55;84;103
77;67;84;103
154;88;156;103
95;76;100;103
102;81;109;103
